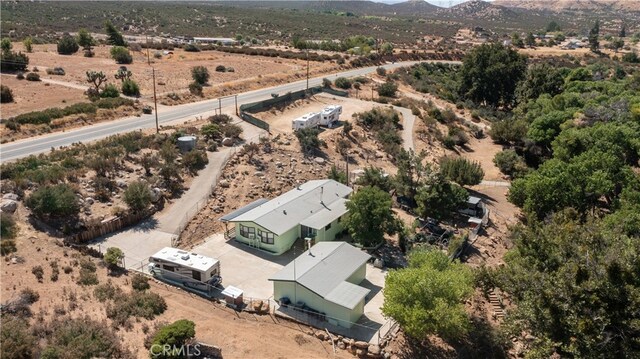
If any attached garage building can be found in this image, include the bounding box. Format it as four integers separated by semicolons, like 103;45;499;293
269;242;371;328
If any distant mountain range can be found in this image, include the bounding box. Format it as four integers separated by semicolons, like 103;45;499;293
493;0;640;12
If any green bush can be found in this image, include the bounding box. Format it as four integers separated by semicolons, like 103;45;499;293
131;273;150;291
121;79;140;97
103;247;123;270
25;183;79;218
622;51;639;63
46;67;66;76
100;84;120;98
95;97;134;109
1;49;29;72
493;149;528;178
57;35;79;55
222;123;243;138
295;128;324;155
192;66;210;84
189;82;203;96
150;320;196;358
94;281;123;302
438;156;484;186
110;46;132;64
42;317;129;358
376;67;386;76
25;72;40;81
32;265;44;282
106;291;167;326
0;239;17;256
378;81;398;97
183;44;200;52
182;150;208;175
334;77;352;89
1;85;13;103
123;181;152;211
322;78;332;88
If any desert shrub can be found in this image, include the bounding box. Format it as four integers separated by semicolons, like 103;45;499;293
376;67;387;76
100;83;120;98
182;150;209;175
209;114;233;124
103;247;124;271
438;156;484;186
20;288;40;304
57;34;79;55
378;81;398;97
322;78;332;88
25;72;40;81
295;128;324;155
46;67;65;76
192;66;210;84
49;261;60;282
189;82;203;96
121;79;140;97
183;44;200;52
447;126;469;147
131;273;150;291
493;149;528;178
110;46;132;64
94;281;124;302
32;265;44;282
0;239;17;256
226;67;235;72
334;77;352;89
26;183;79;218
622;51;639;63
153;52;162;59
123;181;152;211
0;316;37;359
222;123;243;138
1;85;14;103
16;72;24;80
95;97;133;109
215;64;226;72
63;266;73;274
78;267;99;286
106;291;167;326
42;317;129;358
1;48;29;72
150;320;196;357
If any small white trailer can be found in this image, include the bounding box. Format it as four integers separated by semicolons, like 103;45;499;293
148;247;221;297
320;105;342;128
292;112;321;130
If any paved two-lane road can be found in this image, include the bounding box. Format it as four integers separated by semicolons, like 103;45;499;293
1;61;462;161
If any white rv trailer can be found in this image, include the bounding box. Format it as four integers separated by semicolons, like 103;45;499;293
292;112;321;130
148;247;221;297
320;105;342;127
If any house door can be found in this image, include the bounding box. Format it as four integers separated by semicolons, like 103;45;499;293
301;226;316;238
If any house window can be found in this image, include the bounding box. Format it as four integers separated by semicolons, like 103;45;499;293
325;222;332;230
258;229;275;245
192;270;201;281
240;224;255;238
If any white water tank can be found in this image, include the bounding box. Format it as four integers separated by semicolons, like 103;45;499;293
177;136;197;152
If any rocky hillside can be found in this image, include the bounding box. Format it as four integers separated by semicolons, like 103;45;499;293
493;0;640;12
438;0;519;20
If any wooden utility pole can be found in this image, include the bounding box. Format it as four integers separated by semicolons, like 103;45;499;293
146;35;150;66
306;49;310;92
152;68;159;133
235;94;238;116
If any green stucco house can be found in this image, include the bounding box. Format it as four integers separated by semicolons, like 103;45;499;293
269;241;371;328
220;179;352;255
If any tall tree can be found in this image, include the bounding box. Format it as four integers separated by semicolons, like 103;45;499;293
515;63;565;103
494;211;640;358
525;32;536;48
415;173;468;220
589;19;600;53
344;186;399;247
438;156;484;186
620;23;626;38
459;43;527;108
382;249;473;341
104;20;126;46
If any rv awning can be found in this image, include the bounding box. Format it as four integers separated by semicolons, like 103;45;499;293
299;198;348;230
219;198;268;222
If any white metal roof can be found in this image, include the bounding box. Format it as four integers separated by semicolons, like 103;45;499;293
293;112;320;123
227;179;352;235
321;105;341;115
221;286;243;298
269;242;371;309
150;247;219;273
468;196;482;205
299;198;348;230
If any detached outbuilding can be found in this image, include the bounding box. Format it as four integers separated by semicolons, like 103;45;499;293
269;242;371;328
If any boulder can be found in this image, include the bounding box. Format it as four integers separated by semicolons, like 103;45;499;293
219;179;230;188
354;341;369;349
368;345;381;356
116;179;127;188
314;157;325;165
356;349;366;357
150;188;162;203
0;200;17;214
338;341;346;350
85;197;95;205
222;137;234;146
315;331;327;340
2;193;18;201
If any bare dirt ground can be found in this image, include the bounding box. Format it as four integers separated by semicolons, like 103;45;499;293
0;75;86;118
0;220;350;358
10;42;342;105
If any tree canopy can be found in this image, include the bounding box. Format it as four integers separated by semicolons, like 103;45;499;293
105;21;126;46
344;186;399;247
459;43;527;108
382;249;473;341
